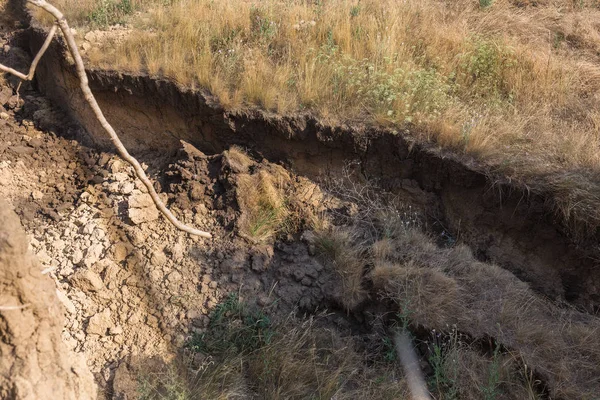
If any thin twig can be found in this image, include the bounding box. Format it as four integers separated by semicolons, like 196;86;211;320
0;23;57;80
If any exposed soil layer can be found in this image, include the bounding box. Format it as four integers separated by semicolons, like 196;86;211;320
0;199;97;400
25;28;600;311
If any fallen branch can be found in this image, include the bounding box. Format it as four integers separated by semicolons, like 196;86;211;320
394;330;432;400
0;0;211;238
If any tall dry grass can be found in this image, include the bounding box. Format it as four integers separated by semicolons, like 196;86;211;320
48;0;600;167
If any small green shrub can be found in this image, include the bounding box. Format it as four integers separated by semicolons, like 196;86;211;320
459;37;516;102
88;0;134;27
427;328;459;400
322;49;451;123
479;0;494;8
187;293;275;356
250;7;278;41
482;344;502;400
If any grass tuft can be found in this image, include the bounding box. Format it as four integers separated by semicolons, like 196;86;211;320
314;227;367;310
236;165;290;243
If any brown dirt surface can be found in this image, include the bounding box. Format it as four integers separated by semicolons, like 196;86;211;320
0;198;97;400
0;68;345;397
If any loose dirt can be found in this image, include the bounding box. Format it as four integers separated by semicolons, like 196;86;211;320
0;71;353;397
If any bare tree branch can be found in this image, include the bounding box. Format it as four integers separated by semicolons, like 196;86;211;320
394;330;432;400
0;0;212;238
0;23;56;80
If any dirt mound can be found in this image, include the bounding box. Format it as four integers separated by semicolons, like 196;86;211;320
0;199;96;399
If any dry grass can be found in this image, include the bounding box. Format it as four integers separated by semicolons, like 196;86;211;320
235;163;290;243
231;146;323;243
179;298;409;400
369;228;600;399
45;0;600;168
314;226;368;310
312;171;600;398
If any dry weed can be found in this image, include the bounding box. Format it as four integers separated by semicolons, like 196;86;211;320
236;167;290;243
368;224;600;398
314;227;367;311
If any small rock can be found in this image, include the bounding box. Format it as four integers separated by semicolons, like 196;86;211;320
81;42;92;52
151;250;167;267
112;242;131;262
97;153;111;167
251;245;274;272
257;295;271;307
87;309;112;336
82;222;96;235
107;182;121;193
173;334;186;347
120;181;135;194
189;182;204;201
128;207;159;225
0;112;8;120
0;86;12;105
71;249;84;264
31;190;44;200
167;270;183;283
7;95;23;109
168;242;185;262
9;145;34;154
27;137;43;148
84;31;96;42
293;269;305;282
146;315;159;328
129;192;154;208
52;239;66;252
83;243;104;267
113;172;128;182
91;228;105;241
220;250;247;272
70;269;104;292
109;325;123;335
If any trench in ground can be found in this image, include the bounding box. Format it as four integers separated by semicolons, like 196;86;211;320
24;27;600;313
10;26;600;398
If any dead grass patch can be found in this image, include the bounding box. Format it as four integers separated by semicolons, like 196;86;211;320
368;226;600;398
236;166;290;243
314;227;367;311
182;294;409;400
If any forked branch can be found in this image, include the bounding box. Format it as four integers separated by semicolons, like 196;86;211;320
0;0;211;238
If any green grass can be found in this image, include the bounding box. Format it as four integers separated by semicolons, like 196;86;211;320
87;0;134;27
187;293;275;356
479;0;494;9
427;329;459;400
